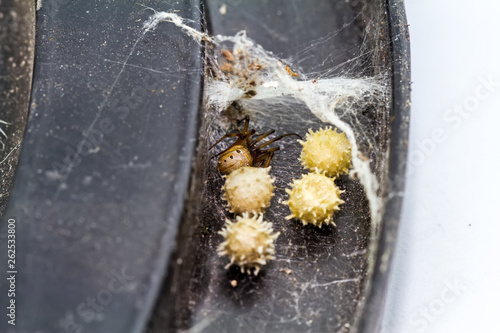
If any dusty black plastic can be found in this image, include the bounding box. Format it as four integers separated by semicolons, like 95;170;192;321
0;1;202;332
0;1;409;332
0;1;35;216
358;1;411;332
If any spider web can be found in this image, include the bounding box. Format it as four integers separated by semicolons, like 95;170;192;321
145;1;392;332
144;4;389;246
0;120;8;153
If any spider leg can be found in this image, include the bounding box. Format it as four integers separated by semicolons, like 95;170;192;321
249;129;275;147
254;147;280;167
254;133;302;149
241;128;256;146
240;115;250;133
209;132;241;150
210;117;255;159
231;115;250;135
231;115;250;134
262;151;275;168
243;129;256;137
209;129;256;159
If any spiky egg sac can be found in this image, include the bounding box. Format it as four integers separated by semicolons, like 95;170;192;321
299;127;352;177
217;213;280;275
285;172;344;227
222;166;274;214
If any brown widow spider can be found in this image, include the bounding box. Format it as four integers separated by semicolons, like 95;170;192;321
210;116;302;174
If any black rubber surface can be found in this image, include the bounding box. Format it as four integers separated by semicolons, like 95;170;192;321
0;1;35;217
0;1;409;332
358;1;411;331
0;1;202;332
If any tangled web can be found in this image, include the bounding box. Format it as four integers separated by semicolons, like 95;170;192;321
0;120;8;152
0;120;18;165
143;4;395;330
144;10;389;230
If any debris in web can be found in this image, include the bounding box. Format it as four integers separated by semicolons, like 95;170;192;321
143;10;389;228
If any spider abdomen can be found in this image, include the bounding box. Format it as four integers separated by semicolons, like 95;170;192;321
217;145;253;174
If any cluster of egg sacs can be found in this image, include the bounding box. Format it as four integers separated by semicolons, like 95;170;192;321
217;167;279;275
285;127;351;227
218;128;352;275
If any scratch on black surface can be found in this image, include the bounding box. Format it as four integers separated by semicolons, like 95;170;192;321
53;18;156;200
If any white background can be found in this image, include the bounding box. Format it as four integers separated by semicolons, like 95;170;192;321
381;0;500;332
